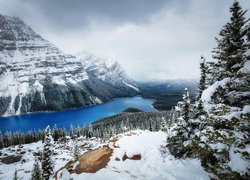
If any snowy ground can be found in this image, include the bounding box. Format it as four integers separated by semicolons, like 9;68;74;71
68;130;209;180
0;137;102;180
0;130;209;180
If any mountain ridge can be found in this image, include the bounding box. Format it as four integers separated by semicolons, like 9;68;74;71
0;14;138;116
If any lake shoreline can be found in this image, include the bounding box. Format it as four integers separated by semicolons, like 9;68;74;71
0;96;156;133
1;95;142;118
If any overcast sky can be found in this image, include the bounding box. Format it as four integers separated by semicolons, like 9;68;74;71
0;0;249;81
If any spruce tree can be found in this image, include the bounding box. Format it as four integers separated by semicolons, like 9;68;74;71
73;144;81;161
62;127;67;140
196;56;207;115
31;158;42;180
212;1;249;80
160;118;167;132
70;124;75;139
87;124;93;138
246;22;250;60
0;131;4;149
53;124;59;141
182;88;190;122
41;126;54;180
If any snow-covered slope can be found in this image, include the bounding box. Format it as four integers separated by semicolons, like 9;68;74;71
0;130;209;180
0;14;138;116
68;130;208;180
76;52;139;92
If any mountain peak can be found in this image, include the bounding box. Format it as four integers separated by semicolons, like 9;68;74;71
76;51;139;91
0;15;139;116
0;14;44;42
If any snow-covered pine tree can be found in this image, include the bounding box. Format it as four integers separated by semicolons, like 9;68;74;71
160;117;167;132
70;124;75;139
182;88;190;122
166;88;192;157
185;2;249;178
73;144;81;161
52;124;59;141
196;56;207;115
119;120;124;133
62;127;67;140
31;158;42;180
41;126;54;180
87;123;93;138
0;131;3;149
212;1;249;80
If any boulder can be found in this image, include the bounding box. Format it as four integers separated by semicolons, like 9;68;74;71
75;146;113;173
0;155;22;164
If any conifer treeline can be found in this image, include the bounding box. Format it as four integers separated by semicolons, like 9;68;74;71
0;126;67;149
0;111;172;149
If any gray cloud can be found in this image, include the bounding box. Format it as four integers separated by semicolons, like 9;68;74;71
0;0;170;31
0;0;249;80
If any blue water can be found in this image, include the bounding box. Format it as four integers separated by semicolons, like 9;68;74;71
0;96;155;133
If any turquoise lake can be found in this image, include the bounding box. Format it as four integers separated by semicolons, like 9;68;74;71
0;96;155;133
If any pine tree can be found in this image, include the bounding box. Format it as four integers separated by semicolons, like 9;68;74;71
73;144;81;161
87;124;93;138
196;56;207;115
70;124;75;139
41;126;54;180
31;158;43;180
212;1;249;80
62;127;67;140
0;131;4;149
160;117;167;132
182;88;190;122
53;124;59;141
245;22;250;61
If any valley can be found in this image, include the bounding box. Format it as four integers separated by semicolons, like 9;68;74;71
0;1;249;179
138;80;197;110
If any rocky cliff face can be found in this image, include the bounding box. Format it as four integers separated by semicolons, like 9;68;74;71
0;14;138;116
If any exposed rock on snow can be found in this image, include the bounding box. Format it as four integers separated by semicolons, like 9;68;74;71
75;146;113;174
122;153;141;161
0;155;22;164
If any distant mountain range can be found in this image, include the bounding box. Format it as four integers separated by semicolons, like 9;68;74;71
0;14;139;116
138;79;198;110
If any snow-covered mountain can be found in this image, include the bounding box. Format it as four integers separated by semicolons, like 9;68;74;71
0;14;138;116
76;52;139;92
